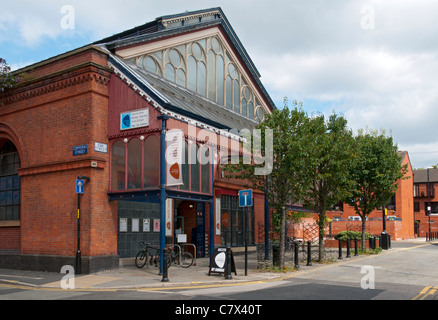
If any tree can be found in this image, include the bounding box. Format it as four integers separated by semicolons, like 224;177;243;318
0;58;19;93
346;129;408;249
301;112;356;261
224;99;312;269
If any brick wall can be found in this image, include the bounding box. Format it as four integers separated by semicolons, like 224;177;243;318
0;46;118;260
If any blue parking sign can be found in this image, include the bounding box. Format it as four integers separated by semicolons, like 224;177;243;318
239;189;253;207
76;179;85;194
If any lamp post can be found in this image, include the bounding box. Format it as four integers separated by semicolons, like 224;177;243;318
76;176;90;275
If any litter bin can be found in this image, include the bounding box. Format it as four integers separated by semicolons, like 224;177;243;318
380;231;390;250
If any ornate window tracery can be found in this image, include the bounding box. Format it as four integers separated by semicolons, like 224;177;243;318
133;36;265;122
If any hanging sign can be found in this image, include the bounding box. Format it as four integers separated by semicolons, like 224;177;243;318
215;198;221;236
208;247;236;276
120;108;149;130
165;198;173;237
165;129;184;187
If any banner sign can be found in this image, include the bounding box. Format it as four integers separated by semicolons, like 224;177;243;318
166;129;184;187
165;198;173;237
215;198;221;235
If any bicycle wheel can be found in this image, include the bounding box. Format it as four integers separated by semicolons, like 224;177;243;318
180;251;194;268
135;250;148;268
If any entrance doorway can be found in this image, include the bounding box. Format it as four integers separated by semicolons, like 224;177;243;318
175;200;206;257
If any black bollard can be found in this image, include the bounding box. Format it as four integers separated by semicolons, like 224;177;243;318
294;242;300;270
306;241;312;266
346;239;351;258
225;246;232;280
338;239;343;259
161;248;169;282
354;238;358;256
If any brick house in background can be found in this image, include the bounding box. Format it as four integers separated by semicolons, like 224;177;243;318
0;8;276;273
326;151;414;240
413;168;438;237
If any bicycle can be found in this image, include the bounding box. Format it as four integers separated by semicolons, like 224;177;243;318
135;242;194;268
167;245;194;268
135;242;161;268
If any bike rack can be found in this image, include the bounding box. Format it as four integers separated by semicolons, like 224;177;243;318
179;243;197;266
166;243;182;265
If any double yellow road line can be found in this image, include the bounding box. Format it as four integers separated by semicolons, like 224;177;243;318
412;286;438;300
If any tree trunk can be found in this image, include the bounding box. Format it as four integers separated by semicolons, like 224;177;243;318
318;213;326;262
361;216;367;250
279;206;286;269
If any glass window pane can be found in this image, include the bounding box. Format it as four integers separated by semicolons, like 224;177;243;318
188;56;197;92
145;56;158;74
217;55;224;105
226;76;232;109
176;69;186;87
181;141;189;190
127;138;142;190
248;101;254;119
190;144;200;192
192;42;203;60
111;141;126;190
233;80;240;113
165;63;175;82
201;147;210;194
198;62;206;97
144;135;160;188
208;50;216;100
170;49;181;67
241;99;247;117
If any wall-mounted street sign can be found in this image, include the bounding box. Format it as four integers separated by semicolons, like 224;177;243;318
94;142;107;153
239;189;253;207
73;144;88;156
121;108;149;130
76;179;85;194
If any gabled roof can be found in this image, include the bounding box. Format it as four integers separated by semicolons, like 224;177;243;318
413;168;438;183
95;7;276;112
108;54;258;131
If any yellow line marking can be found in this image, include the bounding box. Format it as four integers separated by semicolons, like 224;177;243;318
412;286;432;300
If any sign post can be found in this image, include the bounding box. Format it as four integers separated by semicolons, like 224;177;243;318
239;190;253;276
75;176;89;275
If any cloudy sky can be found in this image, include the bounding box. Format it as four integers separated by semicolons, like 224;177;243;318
1;0;437;169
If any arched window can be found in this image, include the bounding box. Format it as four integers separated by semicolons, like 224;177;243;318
111;141;126;191
133;36;267;121
127;138;142;189
143;135;159;188
0;141;20;221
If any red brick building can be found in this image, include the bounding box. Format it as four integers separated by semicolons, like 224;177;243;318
326;151;415;240
0;8;275;273
413;168;438;237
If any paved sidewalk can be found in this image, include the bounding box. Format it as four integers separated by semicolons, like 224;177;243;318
0;238;434;291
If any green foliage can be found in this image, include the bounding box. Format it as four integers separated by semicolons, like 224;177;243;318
334;230;370;241
345;129;408;247
0;58;19;93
